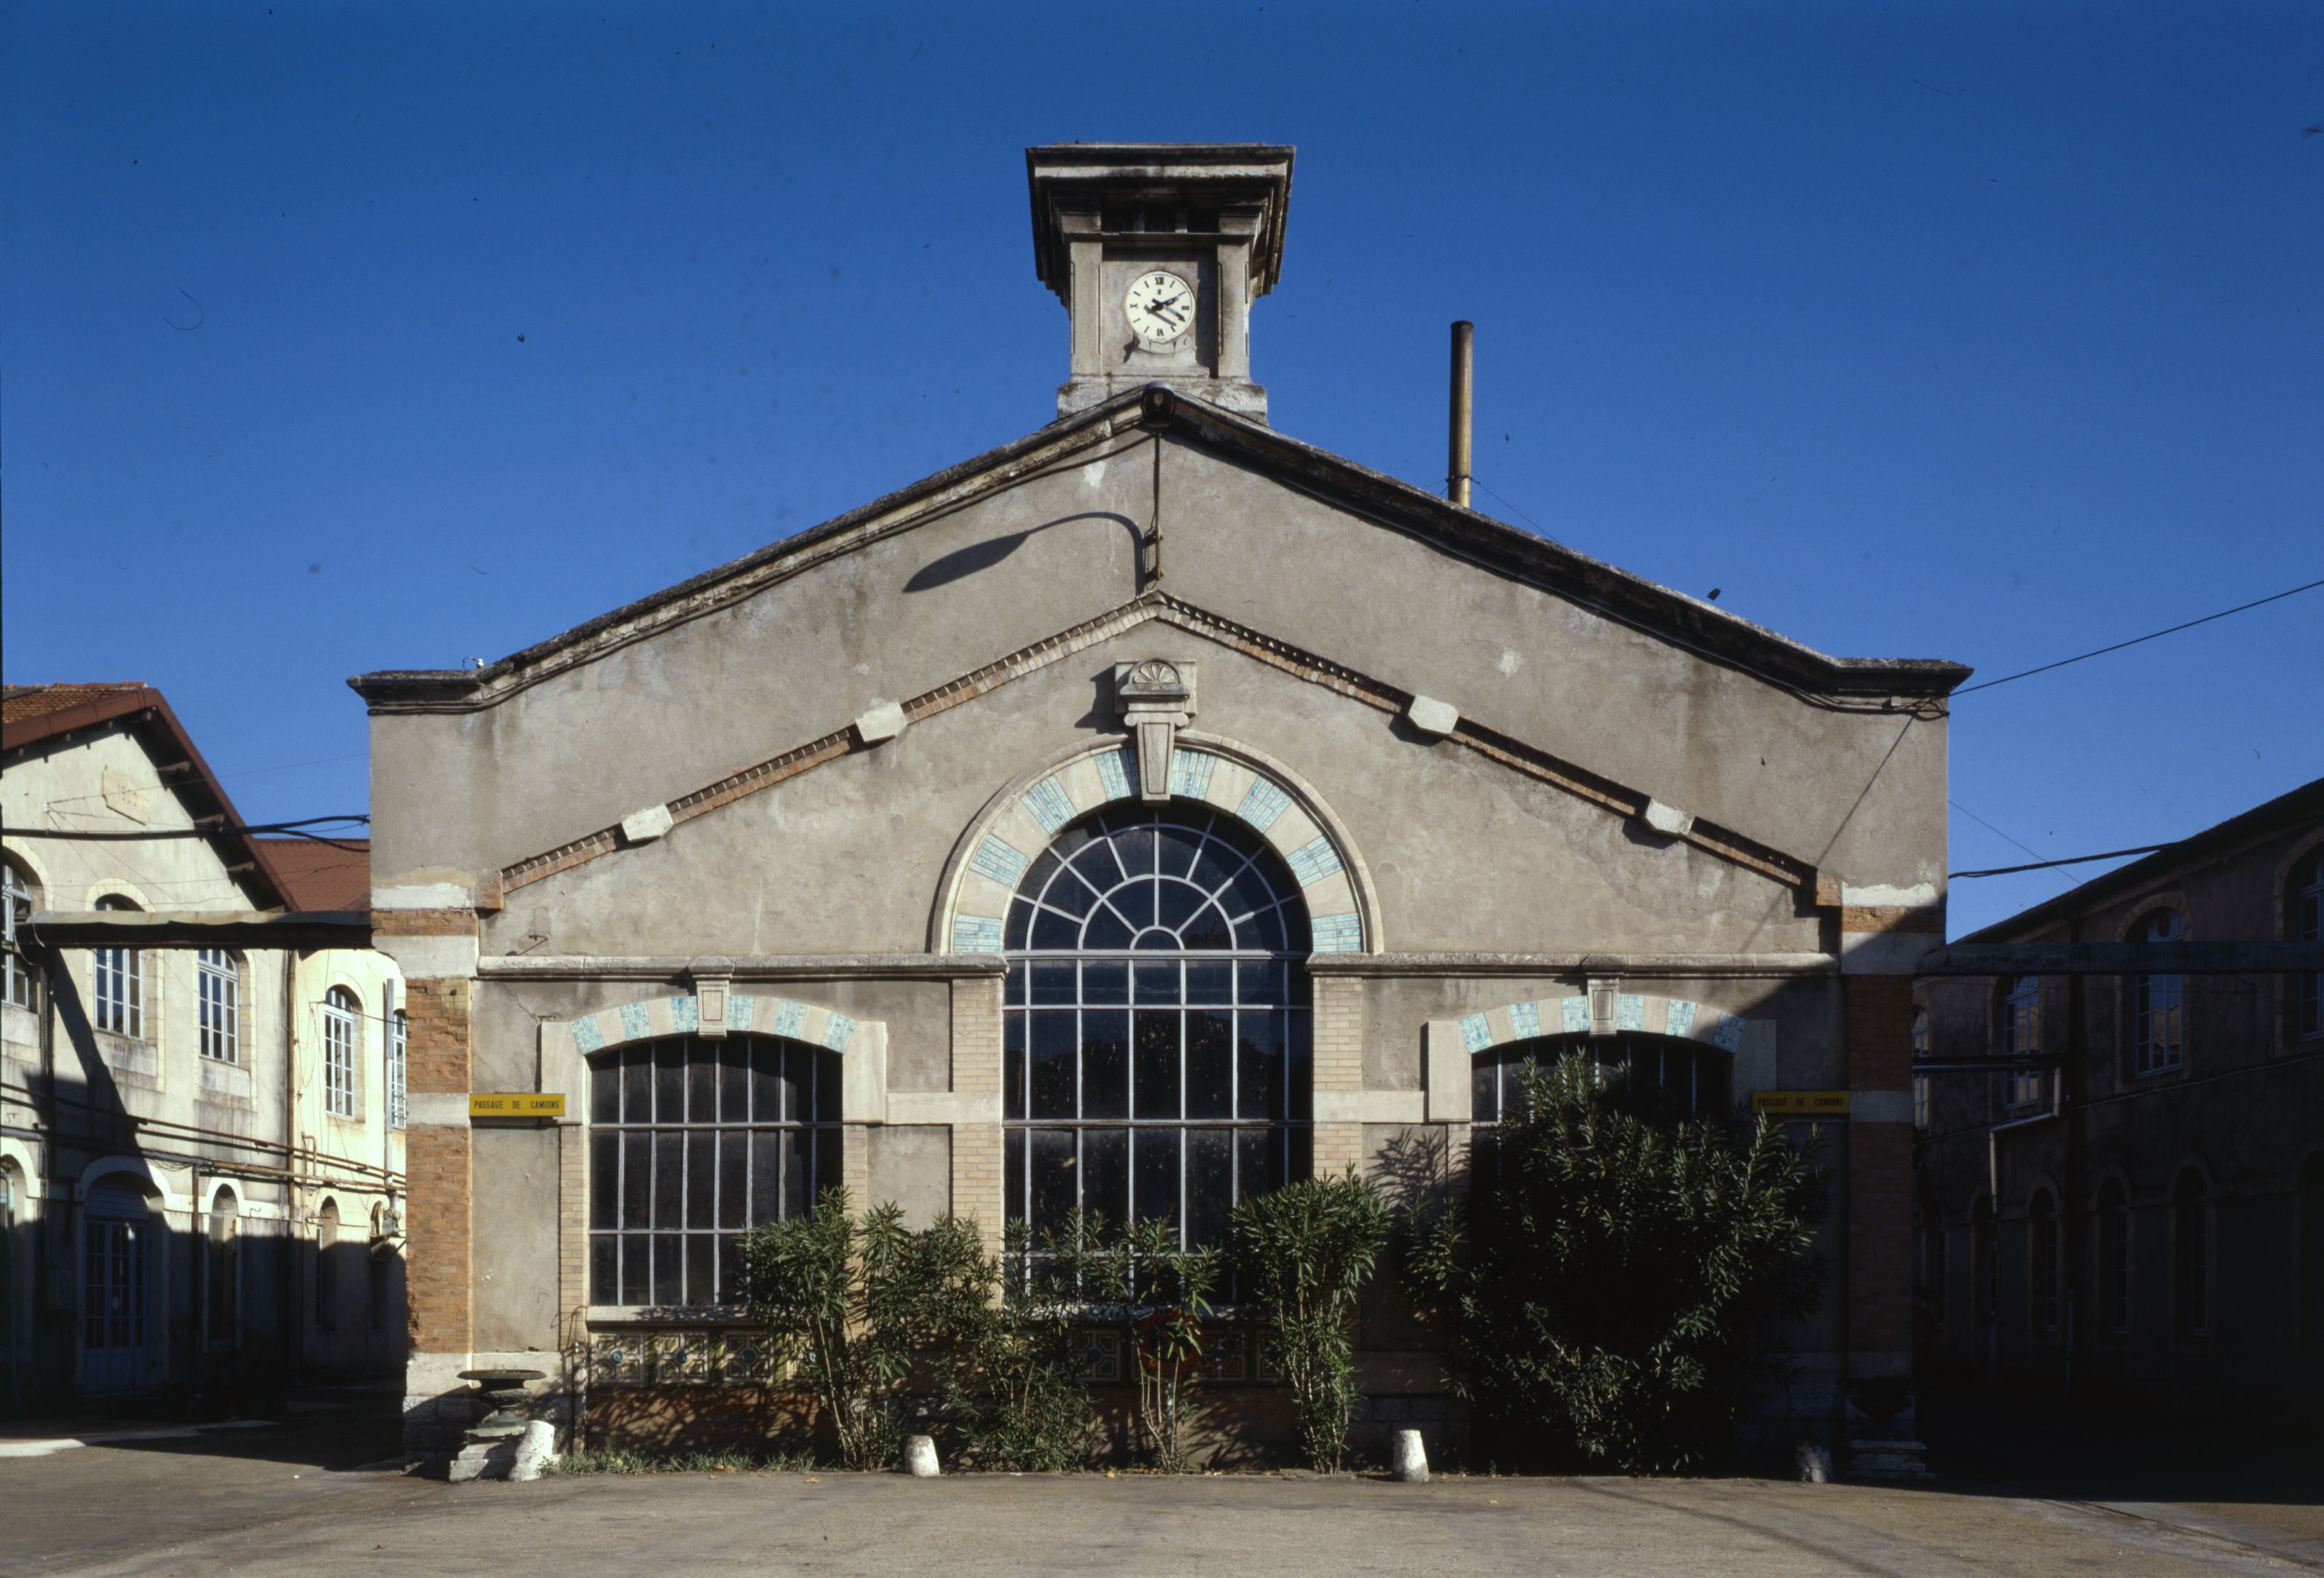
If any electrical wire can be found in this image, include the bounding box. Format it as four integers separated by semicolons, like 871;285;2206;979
1951;575;2324;696
1949;844;2172;880
12;815;369;850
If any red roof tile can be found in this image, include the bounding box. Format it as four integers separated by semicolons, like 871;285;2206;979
2;682;147;726
252;837;371;912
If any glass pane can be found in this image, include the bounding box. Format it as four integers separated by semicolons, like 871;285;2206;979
1044;867;1100;919
1180;903;1234;950
1237;1126;1275;1201
1135;963;1180;1004
591;1060;619;1124
621;1235;651;1305
1084;1127;1129;1234
1187;1129;1234;1248
814;1129;840;1212
591;1132;620;1231
1004;1013;1026;1122
720;1043;750;1122
1031;1012;1077;1119
1113;822;1157;880
1032;963;1077;1005
1083;961;1128;1003
1185;962;1233;1004
688;1052;718;1124
621;1133;652;1228
1155;822;1204;878
1237;959;1285;1004
591;1234;619;1309
751;1040;783;1122
685;1234;714;1306
686;1135;716;1229
1473;1055;1500;1124
623;1052;652;1125
653;1134;684;1229
718;1132;749;1230
1286;1012;1312;1120
1006;1127;1027;1228
1030;1128;1076;1231
1155;879;1204;935
1186;1010;1234;1119
782;1131;809;1221
750;1132;781;1224
1133;1127;1181;1234
1082;1010;1129;1120
654;1044;685;1124
1134;1011;1180;1119
1082;905;1133;950
1031;908;1082;950
1237;1014;1282;1121
652;1234;683;1306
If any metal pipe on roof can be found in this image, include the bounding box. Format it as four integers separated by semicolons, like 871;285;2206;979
1447;320;1473;508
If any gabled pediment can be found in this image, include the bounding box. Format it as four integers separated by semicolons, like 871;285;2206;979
486;591;1821;909
350;387;1968;719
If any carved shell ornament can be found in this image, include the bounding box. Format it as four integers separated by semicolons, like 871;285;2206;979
1129;659;1183;688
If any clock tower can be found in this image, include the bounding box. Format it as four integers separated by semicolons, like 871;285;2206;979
1027;143;1293;422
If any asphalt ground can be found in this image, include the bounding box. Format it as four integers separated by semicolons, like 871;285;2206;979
1;1392;2317;1577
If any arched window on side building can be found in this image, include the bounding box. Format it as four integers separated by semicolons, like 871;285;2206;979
3;857;39;1011
197;950;241;1063
2133;910;2185;1076
322;989;361;1119
92;896;146;1038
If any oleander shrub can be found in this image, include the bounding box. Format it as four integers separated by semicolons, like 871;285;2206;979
1403;1052;1827;1474
1229;1170;1392;1472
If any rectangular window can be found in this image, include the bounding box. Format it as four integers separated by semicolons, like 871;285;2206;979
197;950;240;1063
2002;978;2044;1107
323;1001;359;1119
94;947;143;1038
387;1012;408;1129
2;862;36;1011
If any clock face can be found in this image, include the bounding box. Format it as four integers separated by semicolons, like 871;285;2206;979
1124;270;1197;344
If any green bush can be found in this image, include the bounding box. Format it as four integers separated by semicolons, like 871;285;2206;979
1402;1053;1827;1474
942;1212;1108;1472
1229;1170;1391;1472
736;1188;993;1471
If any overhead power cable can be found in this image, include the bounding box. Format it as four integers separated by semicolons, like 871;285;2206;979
1952;576;2324;696
1949;843;2172;880
10;816;370;849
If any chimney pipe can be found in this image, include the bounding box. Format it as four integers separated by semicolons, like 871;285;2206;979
1447;320;1473;507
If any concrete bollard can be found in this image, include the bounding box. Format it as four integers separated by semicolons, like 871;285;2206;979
903;1435;940;1478
1796;1442;1832;1484
1391;1428;1429;1483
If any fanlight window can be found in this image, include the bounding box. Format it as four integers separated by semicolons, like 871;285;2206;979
1003;806;1313;1256
1470;1034;1734;1180
588;1036;842;1307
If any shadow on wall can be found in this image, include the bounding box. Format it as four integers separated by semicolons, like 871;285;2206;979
901;513;1145;594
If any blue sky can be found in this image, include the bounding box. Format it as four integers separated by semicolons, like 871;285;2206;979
6;1;2319;936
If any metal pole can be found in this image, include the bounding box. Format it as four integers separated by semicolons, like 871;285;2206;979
1447;321;1473;506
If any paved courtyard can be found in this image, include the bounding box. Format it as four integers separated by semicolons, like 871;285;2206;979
1;1398;2318;1577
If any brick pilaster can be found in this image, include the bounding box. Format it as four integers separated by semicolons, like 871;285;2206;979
949;974;1005;1234
1844;971;1915;1381
1310;973;1364;1177
403;975;472;1358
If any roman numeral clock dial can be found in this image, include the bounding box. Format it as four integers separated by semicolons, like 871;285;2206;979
1124;270;1197;344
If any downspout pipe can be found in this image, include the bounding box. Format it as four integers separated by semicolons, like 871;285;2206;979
1447;321;1473;507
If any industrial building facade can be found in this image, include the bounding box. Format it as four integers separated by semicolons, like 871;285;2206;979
353;146;1968;1462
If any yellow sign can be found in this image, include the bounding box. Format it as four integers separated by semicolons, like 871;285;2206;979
1751;1090;1849;1117
468;1092;567;1119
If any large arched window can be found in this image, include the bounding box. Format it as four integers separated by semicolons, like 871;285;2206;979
322;988;361;1118
2292;851;2322;1045
3;856;38;1011
588;1035;843;1307
92;896;145;1038
197;950;241;1064
1002;805;1312;1253
2132;910;2185;1076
